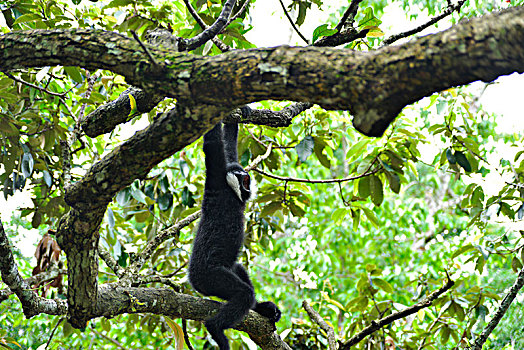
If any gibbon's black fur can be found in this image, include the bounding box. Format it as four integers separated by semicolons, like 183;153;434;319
188;122;281;350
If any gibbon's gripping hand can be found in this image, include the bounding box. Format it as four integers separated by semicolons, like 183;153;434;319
254;301;281;323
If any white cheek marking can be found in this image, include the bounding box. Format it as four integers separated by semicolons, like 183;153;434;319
226;173;242;201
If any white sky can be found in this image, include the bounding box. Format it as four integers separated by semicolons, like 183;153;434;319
1;1;522;257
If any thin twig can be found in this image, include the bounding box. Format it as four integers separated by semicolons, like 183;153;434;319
91;327;127;349
45;317;64;350
227;0;250;25
254;167;380;184
130;30;158;65
1;71;66;97
98;245;124;277
277;0;309;44
185;0;237;51
340;278;455;349
182;0;231;52
302;300;337;350
245;143;273;172
182;318;195;350
383;0;466;45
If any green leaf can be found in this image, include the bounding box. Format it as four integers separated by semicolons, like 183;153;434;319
347;296;369;312
385;172;400;194
260;201;282;218
295;135;314;162
312;24;336;43
43;170;53;187
179;160;189;178
451;244;474;259
313;138;331;169
21;152;34;178
130;186;147;205
445;148;456;164
64;66;83;84
369;175;383;206
100;318;111;332
128;93;137;116
362;207;379;227
511;256;523;273
455;151;471;172
351;209;360;231
181;186;195;207
346;139;370;160
13;13;42;25
331;208;348;225
157;192;173;211
106;208;115;229
116;188;131;205
373;278;393;294
358;7;381;27
358;176;371;198
296;2;307;26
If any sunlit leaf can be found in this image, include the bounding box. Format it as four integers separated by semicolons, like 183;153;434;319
64;66;83;84
21;152;33;178
43;170;53;187
373;278;393;294
312;24;336;43
165;317;184;350
296;135;314;162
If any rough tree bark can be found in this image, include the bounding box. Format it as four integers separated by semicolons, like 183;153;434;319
0;7;522;137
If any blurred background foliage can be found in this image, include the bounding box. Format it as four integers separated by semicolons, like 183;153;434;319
1;0;523;349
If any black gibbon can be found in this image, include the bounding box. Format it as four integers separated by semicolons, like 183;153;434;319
188;122;281;350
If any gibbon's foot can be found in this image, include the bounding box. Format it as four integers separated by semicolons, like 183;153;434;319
205;319;230;350
254;301;281;323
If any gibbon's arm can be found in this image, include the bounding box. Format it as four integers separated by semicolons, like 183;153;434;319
203;123;226;191
223;122;239;164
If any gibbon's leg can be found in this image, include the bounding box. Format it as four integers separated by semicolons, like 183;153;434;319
202;266;256;350
232;263;282;322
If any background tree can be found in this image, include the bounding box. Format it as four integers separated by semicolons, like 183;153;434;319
0;0;523;349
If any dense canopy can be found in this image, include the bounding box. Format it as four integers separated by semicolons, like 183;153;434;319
0;0;523;349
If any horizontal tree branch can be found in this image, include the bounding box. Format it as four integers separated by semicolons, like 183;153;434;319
1;7;522;137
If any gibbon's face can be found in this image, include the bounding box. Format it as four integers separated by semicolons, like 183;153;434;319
226;170;252;202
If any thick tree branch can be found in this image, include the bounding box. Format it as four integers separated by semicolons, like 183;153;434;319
66;104;226;211
302;300;337;350
335;0;364;32
469;266;524;350
225;102;313;127
94;286;290;350
1;8;522;137
182;0;231;52
0;220;67;317
82;86;164;137
184;0;237;51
